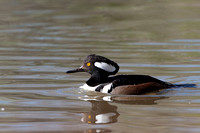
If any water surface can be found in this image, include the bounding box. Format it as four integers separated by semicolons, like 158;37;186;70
0;0;200;133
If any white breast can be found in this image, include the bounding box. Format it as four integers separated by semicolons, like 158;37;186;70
80;83;113;94
80;83;99;91
101;83;113;93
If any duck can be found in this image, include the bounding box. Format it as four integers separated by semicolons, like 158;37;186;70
66;54;194;95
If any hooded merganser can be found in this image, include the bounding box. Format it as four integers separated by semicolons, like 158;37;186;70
66;54;193;95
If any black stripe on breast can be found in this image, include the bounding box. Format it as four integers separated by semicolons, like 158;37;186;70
108;87;113;93
95;83;113;93
95;84;104;92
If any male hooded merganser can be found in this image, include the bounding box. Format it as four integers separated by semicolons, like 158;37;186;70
66;54;193;95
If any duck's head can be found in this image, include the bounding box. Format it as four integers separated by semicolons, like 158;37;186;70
66;54;119;76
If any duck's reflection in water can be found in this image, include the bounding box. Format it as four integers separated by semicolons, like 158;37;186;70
111;95;167;105
81;100;119;124
84;128;112;133
81;95;166;125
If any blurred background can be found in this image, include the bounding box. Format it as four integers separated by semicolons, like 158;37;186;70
0;0;200;133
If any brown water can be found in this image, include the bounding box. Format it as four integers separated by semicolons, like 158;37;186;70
0;0;200;133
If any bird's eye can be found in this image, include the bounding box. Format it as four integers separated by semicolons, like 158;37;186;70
87;62;91;67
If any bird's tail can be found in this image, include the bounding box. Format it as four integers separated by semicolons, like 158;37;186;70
172;84;197;88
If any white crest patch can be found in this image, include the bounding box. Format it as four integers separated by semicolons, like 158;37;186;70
94;62;116;72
